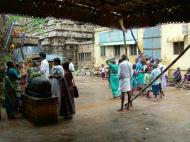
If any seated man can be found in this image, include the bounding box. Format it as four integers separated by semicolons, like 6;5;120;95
173;67;182;83
184;68;190;82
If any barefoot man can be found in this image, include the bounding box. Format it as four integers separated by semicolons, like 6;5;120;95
118;54;133;111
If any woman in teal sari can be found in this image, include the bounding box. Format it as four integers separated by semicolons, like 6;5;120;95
3;61;22;119
106;59;120;98
136;58;147;90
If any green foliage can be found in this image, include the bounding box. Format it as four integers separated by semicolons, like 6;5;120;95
6;15;46;36
2;54;11;64
24;18;46;35
5;15;22;27
0;53;11;67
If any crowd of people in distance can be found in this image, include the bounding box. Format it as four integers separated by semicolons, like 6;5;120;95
2;52;76;120
101;54;169;111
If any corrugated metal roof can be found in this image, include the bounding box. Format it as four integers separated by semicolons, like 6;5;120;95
0;0;190;28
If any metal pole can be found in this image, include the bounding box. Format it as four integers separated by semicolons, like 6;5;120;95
122;30;127;55
125;44;190;106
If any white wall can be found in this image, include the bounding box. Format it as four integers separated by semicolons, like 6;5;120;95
161;23;190;71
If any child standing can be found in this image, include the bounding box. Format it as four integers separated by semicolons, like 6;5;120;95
151;64;161;101
144;68;152;98
100;64;106;80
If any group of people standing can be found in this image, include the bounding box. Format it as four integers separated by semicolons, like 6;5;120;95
48;55;75;119
104;54;168;111
3;52;76;120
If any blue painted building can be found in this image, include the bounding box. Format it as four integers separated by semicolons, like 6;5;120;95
99;29;137;46
97;29;139;63
143;26;161;59
94;28;143;66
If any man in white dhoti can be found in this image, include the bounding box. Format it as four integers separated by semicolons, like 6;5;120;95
118;54;133;111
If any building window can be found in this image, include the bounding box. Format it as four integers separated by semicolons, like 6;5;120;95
130;44;137;55
79;52;91;61
100;46;106;56
114;46;120;56
173;42;184;55
84;53;91;61
79;53;83;61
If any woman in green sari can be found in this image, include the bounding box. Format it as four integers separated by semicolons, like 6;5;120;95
3;61;22;119
106;59;120;98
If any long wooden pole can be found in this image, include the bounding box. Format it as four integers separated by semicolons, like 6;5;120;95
129;28;142;54
119;18;142;57
119;18;128;56
122;30;127;55
125;44;190;106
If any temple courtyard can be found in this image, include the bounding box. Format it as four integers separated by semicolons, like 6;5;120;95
0;76;190;142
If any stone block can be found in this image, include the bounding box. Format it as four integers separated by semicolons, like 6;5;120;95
22;94;58;125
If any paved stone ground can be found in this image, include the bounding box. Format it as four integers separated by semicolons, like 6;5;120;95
0;76;190;142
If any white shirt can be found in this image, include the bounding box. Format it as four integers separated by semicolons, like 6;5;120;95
69;62;75;72
118;60;133;79
118;60;133;92
100;67;105;73
151;68;161;85
40;59;49;79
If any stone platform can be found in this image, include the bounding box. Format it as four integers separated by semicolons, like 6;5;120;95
22;94;58;125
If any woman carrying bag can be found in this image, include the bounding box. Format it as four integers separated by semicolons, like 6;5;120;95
60;62;76;119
